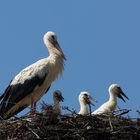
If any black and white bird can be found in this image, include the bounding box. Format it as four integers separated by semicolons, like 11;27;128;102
0;31;66;119
78;91;93;115
92;84;129;115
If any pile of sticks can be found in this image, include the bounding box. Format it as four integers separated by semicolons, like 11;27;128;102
0;109;140;140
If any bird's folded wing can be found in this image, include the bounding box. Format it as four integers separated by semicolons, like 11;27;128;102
0;74;47;114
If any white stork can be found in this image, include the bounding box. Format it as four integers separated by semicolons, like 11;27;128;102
0;31;66;119
78;91;93;115
92;84;129;115
53;90;64;115
41;90;64;115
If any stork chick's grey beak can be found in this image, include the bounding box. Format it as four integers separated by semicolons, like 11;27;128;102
60;96;64;102
118;91;129;102
57;95;64;102
85;96;95;106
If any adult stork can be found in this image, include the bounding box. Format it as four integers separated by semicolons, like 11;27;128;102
0;31;66;119
78;91;94;115
92;84;129;115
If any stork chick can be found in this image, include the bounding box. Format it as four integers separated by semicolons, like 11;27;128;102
53;90;64;115
92;84;129;115
78;91;94;115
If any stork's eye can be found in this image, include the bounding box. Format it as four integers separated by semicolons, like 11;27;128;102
55;92;58;95
51;35;55;40
84;94;88;97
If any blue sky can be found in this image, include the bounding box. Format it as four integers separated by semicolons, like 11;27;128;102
0;1;140;117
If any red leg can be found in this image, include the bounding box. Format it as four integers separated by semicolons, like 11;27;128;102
30;96;36;114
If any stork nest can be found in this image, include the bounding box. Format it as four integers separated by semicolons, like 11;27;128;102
0;106;140;140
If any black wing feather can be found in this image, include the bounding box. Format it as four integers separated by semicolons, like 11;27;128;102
45;85;51;94
0;74;47;117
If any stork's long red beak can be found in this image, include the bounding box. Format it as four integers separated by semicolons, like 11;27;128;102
53;39;66;60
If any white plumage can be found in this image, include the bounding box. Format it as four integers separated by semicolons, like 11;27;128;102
53;90;64;115
42;90;64;115
78;91;93;115
0;31;66;119
92;84;129;115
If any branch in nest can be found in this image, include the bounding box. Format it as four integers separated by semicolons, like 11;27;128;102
113;109;131;116
62;106;78;115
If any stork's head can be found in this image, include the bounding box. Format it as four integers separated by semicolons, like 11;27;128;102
79;91;93;105
53;90;64;102
109;84;129;102
43;31;66;60
43;31;57;44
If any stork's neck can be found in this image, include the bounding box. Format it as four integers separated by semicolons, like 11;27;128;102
108;92;117;104
53;98;60;104
79;102;88;115
47;52;64;82
53;99;61;114
46;42;64;60
49;53;63;63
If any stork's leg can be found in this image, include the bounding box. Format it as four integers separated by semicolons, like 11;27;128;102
30;96;36;114
32;102;36;113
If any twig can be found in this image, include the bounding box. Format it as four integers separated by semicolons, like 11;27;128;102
119;110;131;116
113;109;131;116
108;117;113;131
62;106;78;115
88;104;92;116
26;125;40;139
